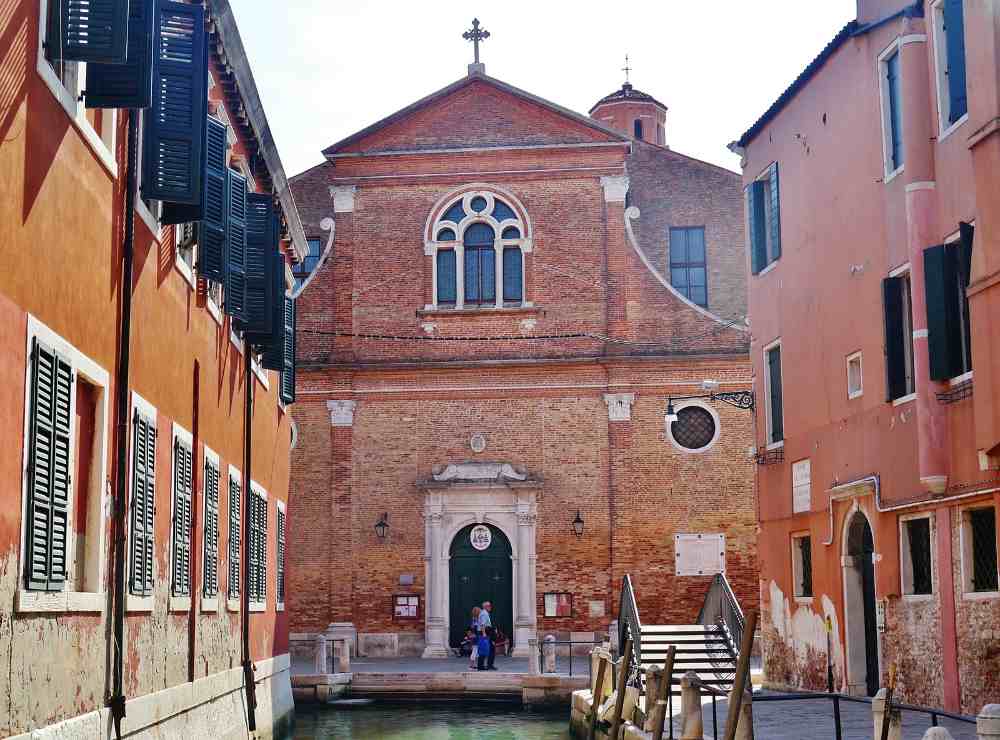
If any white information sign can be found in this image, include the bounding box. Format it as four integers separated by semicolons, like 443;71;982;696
792;459;811;514
470;525;492;551
674;533;726;576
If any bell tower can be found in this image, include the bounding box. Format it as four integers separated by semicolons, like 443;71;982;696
590;60;668;146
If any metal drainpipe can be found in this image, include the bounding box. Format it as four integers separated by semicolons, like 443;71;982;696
242;343;257;731
109;108;139;739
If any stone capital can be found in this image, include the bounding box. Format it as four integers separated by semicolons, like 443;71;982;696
600;175;629;203
327;399;356;427
330;185;357;213
604;393;635;422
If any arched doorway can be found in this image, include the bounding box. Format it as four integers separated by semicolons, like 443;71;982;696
843;510;879;695
448;523;513;650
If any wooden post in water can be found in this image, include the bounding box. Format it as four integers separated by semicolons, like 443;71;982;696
609;637;633;740
589;655;609;740
724;610;758;740
651;645;676;740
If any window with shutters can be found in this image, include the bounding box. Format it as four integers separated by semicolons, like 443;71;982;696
202;448;220;609
169;424;193;609
900;515;934;597
276;501;286;610
127;392;157;611
18;317;110;613
931;0;969;139
668;227;708;307
878;42;905;180
961;506;998;595
134;109;164;238
747;164;780;275
174;222;198;288
792;534;813;599
36;0;119;174
924;226;974;382
427;189;530;310
764;341;784;447
248;482;268;609
883;268;917;402
227;467;241;610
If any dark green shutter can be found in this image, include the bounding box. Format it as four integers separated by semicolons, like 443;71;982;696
957;223;974;372
767;346;783;443
259;255;287;367
224;170;248;321
160;106;207;224
882;277;909;401
248;490;261;602
24;339;72;592
171;438;192;597
203;459;219;598
276;506;285;604
236;193;277;334
84;0;154;109
198;116;229;282
140;1;207;205
747;181;767;274
924;244;963;380
130;410;156;596
228;475;240;598
279;297;296;405
258;493;268;600
768;162;781;260
944;0;968;123
60;0;129;64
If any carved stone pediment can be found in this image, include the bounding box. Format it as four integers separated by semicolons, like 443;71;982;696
431;461;527;482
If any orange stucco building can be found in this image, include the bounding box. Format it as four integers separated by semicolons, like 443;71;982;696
0;0;303;736
734;0;999;714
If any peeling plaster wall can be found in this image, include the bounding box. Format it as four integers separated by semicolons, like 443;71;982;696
762;579;840;690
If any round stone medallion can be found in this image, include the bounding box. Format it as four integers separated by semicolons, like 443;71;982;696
470;432;487;453
470;524;492;551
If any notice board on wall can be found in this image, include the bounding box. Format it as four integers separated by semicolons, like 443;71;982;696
674;533;726;576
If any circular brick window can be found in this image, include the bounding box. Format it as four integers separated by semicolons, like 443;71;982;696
669;406;718;452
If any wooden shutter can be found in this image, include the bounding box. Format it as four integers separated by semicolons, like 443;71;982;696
924;244;963;380
236;193;277;335
259;254;287;366
224;170;248;322
503;247;523;302
276;507;286;604
140;1;207;205
203;458;219;598
248;490;260;602
747;181;767;274
84;0;154;109
436;250;457;303
24;339;73;592
767;347;783;443
60;0;129;64
228;475;240;598
130;410;156;596
882;277;909;401
170;438;192;597
944;0;968;123
768;163;781;261
198;116;229;282
258;493;268;600
279;297;296;405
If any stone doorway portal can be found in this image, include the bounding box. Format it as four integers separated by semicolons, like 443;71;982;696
448;523;513;649
843;509;879;696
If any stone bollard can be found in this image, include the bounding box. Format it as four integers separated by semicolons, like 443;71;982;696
528;638;540;676
921;728;955;740
680;671;704;740
543;634;557;673
979;704;1000;740
314;633;328;674
733;690;754;740
872;688;902;740
335;638;350;673
644;666;662;732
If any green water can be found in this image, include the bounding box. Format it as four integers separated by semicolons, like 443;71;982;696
291;702;570;739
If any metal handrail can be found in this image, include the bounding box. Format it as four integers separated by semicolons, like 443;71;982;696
697;573;746;684
618;574;644;688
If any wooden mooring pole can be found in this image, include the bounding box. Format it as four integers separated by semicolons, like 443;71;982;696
589;654;609;740
609;637;633;740
651;645;676;740
724;610;758;740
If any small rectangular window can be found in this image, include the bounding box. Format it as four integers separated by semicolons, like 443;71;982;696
966;507;998;593
883;272;916;401
293;237;322;287
847;351;863;399
932;0;968;131
765;343;784;445
669;227;708;307
792;535;813;598
747;164;781;274
881;47;905;176
901;517;933;596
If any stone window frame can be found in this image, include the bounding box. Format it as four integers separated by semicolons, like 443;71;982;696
899;512;935;600
666;399;721;455
791;532;813;602
959;503;999;600
877;37;907;183
423;185;534;311
846;350;864;400
763;338;784;450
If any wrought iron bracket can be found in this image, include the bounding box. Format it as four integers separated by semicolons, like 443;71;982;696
710;391;755;411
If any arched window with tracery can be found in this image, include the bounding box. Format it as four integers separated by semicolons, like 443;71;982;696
427;189;530;309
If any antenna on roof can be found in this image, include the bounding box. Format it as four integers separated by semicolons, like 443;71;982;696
622;54;632;86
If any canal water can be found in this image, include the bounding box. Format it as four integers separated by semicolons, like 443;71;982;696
292;702;570;739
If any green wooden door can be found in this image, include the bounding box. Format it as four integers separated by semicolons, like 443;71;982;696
449;524;513;649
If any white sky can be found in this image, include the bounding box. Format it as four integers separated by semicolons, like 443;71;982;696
229;1;857;177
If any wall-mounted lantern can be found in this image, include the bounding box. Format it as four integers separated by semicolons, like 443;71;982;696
572;510;585;538
375;512;389;540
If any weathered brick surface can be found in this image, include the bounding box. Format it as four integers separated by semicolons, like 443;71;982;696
287;74;755;643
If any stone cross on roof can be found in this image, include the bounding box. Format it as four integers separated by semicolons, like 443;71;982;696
463;18;490;67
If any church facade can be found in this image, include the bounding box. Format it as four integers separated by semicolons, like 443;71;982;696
287;60;757;657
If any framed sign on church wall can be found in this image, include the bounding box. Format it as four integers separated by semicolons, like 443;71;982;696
543;592;573;617
392;594;421;620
